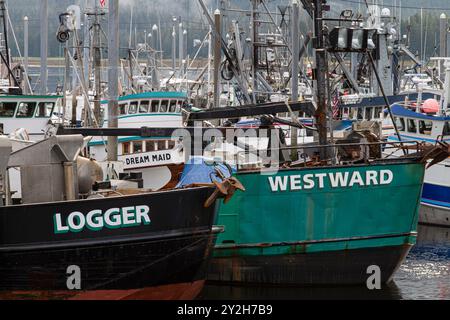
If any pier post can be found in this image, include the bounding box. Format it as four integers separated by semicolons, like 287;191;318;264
107;0;119;161
40;0;48;94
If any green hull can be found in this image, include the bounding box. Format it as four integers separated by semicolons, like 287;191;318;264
210;161;425;285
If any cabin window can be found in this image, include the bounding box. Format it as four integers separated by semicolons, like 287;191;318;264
395;117;405;131
444;122;450;136
357;108;363;120
133;141;143;153
0;102;17;117
407;119;417;133
374;107;382;119
122;142;131;155
151;100;160;112
419;120;433;135
16;102;37;118
168;140;176;149
160;100;169;112
157;140;166;151
146;140;156;152
35;102;55;118
128;101;138;114
139;100;150;113
175;100;182;113
169;100;177;112
119;103;127;115
364;108;372;121
342;107;350;118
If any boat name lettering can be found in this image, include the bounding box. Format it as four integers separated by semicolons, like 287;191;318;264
53;205;151;234
268;170;394;192
125;154;171;166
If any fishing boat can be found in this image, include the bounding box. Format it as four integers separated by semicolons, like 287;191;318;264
387;103;450;227
0;134;239;300
176;133;446;285
181;0;450;286
0;94;63;138
89;91;187;190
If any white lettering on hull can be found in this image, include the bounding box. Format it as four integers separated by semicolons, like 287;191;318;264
54;205;151;234
268;170;394;192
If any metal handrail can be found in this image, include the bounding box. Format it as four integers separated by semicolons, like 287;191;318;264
233;140;422;169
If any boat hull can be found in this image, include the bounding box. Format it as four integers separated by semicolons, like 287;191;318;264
209;244;412;285
0;187;218;300
420;203;450;227
210;161;425;285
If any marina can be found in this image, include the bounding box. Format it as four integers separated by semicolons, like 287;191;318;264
0;0;449;302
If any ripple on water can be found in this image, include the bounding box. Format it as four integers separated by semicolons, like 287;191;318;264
393;225;450;300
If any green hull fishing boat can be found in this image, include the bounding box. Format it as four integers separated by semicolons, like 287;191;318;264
209;160;425;285
184;0;450;286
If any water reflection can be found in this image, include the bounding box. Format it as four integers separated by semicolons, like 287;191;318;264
200;225;450;300
394;225;450;300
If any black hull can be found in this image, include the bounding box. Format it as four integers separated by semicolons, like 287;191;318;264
207;245;412;286
0;187;218;300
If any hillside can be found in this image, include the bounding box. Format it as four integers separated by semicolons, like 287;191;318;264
3;0;450;57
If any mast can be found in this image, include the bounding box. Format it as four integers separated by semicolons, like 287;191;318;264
151;24;160;90
93;1;102;124
83;0;90;90
213;9;221;109
251;0;258;102
107;0;119;162
23;16;29;94
313;0;328;148
0;1;10;72
40;0;48;94
179;20;183;77
172;17;177;73
291;0;300;159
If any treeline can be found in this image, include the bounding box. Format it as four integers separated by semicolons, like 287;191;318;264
4;0;450;60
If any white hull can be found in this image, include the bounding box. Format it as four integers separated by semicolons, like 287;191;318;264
420;203;450;227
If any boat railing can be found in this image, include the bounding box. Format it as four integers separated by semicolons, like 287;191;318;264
234;140;423;169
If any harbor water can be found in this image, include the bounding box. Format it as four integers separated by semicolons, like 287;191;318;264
199;223;450;300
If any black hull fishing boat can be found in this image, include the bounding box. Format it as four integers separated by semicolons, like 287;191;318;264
0;188;218;300
0;135;240;300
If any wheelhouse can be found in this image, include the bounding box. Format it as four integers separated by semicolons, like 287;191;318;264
101;92;187;118
0;96;60;119
391;104;450;140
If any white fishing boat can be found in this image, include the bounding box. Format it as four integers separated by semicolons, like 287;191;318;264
387;103;450;227
88;91;187;191
0;94;63;139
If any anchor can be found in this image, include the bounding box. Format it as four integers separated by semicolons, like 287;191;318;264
185;167;246;208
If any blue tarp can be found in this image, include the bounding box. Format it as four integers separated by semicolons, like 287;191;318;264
176;157;236;188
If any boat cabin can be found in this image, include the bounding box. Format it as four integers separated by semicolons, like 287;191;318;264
391;104;450;142
0;95;62;136
100;92;188;124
